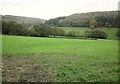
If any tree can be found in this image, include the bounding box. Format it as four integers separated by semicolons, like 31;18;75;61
2;20;10;34
86;30;108;39
25;26;36;36
116;29;120;39
34;24;51;37
67;31;80;37
2;20;25;35
56;28;65;36
51;27;58;37
51;27;65;37
90;20;97;31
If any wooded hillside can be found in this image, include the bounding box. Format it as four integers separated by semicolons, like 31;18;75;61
46;11;118;27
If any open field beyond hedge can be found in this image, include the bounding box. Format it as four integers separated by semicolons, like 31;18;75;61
60;27;118;40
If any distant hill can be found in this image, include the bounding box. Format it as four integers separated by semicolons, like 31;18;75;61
1;15;45;24
46;11;118;27
1;11;118;27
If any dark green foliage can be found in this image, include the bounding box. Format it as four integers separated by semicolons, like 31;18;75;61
33;24;65;37
51;27;65;37
33;24;51;37
2;20;66;37
95;15;118;27
46;11;118;28
2;20;25;35
116;29;120;39
46;17;66;27
85;30;108;39
2;20;116;39
26;29;36;36
67;31;80;37
84;30;91;38
55;28;66;36
2;20;10;34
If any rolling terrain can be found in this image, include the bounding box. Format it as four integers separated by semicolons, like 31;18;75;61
1;15;45;24
1;10;119;82
46;11;118;27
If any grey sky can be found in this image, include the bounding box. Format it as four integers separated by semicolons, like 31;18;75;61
0;0;119;20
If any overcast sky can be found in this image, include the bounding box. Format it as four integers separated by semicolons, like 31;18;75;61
0;0;119;20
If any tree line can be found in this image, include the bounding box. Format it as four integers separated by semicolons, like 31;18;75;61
2;20;119;39
2;20;65;37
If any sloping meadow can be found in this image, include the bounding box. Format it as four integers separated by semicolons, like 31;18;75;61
2;35;119;82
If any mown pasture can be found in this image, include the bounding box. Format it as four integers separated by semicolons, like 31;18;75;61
2;35;118;82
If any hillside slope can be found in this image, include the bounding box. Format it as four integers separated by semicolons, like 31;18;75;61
1;15;45;24
46;11;118;27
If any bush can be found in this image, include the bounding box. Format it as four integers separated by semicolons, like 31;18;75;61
67;31;80;37
85;30;108;39
33;24;52;37
84;30;91;39
116;29;120;37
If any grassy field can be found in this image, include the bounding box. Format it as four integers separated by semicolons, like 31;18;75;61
2;35;118;82
60;27;118;40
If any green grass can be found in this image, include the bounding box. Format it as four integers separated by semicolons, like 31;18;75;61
60;27;118;40
2;35;118;82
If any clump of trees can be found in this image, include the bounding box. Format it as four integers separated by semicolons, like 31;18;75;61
2;20;66;37
51;27;65;37
33;24;52;37
2;20;109;39
84;30;108;39
2;21;26;35
67;31;80;37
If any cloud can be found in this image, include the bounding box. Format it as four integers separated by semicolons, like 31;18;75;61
0;0;119;20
